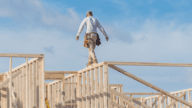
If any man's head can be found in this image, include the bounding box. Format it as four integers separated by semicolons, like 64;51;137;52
86;11;93;17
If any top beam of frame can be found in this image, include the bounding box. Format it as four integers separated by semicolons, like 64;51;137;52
0;53;44;58
106;61;192;67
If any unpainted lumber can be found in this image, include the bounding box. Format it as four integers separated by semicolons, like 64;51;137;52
109;64;192;107
95;67;99;108
107;61;192;67
167;92;186;108
0;53;44;58
91;69;94;108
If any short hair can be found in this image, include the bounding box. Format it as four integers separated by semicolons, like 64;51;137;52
86;11;93;16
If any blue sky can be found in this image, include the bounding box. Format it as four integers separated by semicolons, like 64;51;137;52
0;0;192;98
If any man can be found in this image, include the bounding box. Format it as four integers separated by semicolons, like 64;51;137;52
76;11;109;67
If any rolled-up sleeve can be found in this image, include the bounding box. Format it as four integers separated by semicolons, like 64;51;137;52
97;19;108;38
77;18;86;36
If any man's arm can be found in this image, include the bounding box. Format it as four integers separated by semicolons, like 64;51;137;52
77;18;86;36
97;19;109;41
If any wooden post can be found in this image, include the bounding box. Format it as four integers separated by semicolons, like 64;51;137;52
140;95;143;108
86;70;90;108
9;57;12;108
82;72;86;108
91;69;94;108
103;62;109;108
26;57;29;108
188;91;191;108
77;72;81;108
62;75;65;106
95;67;99;108
99;66;104;108
39;57;45;108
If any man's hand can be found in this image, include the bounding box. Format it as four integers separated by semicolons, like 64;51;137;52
106;37;109;41
76;35;79;41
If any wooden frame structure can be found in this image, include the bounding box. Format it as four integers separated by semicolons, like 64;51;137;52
0;54;192;108
0;53;45;108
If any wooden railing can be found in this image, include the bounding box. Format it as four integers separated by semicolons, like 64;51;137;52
0;57;44;108
46;61;110;108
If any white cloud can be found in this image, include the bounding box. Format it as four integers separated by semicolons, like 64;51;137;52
0;0;192;92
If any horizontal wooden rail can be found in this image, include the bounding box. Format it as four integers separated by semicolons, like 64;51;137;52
45;74;64;80
0;53;44;58
107;61;192;67
123;92;161;95
45;71;78;74
109;64;192;107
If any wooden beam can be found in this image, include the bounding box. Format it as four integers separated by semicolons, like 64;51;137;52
109;88;151;108
9;57;12;108
45;74;64;80
107;62;192;67
123;92;161;95
109;64;192;107
0;53;44;58
0;70;22;89
167;92;186;108
45;71;78;74
0;74;3;82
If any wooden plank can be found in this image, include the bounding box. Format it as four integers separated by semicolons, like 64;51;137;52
91;69;94;108
107;61;192;67
45;73;64;80
68;77;71;107
29;63;32;108
86;70;90;108
0;75;3;82
82;72;86;108
32;62;35;108
103;63;109;108
34;61;37;108
9;57;12;108
167;92;186;108
36;60;39;108
0;70;22;90
99;66;104;108
109;64;192;107
0;53;44;58
124;93;161;95
45;71;78;74
78;62;104;73
26;58;29;108
77;73;81;108
39;58;45;108
61;75;65;107
95;67;99;108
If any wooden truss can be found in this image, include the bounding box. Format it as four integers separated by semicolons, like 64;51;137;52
107;61;192;108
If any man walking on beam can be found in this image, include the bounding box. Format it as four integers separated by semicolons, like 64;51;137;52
76;11;109;67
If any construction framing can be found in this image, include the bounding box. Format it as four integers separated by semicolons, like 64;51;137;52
0;54;192;108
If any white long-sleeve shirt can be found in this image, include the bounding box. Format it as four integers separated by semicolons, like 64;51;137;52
77;16;108;38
